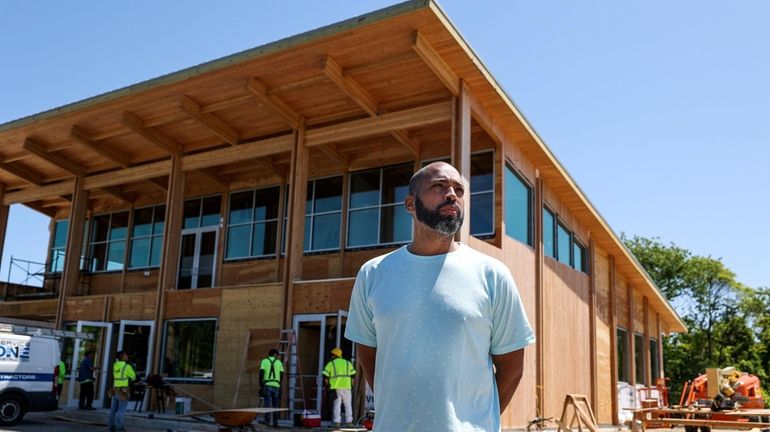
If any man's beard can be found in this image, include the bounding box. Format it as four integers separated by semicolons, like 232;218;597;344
414;196;464;237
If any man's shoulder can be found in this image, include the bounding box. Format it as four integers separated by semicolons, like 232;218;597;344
457;244;509;272
358;246;406;273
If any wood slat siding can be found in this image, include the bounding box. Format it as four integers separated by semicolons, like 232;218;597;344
213;284;282;408
593;248;614;424
109;292;156;321
62;297;107;322
86;273;124;296
0;298;57;319
122;270;161;294
292;279;355;314
543;258;592;419
615;276;630;329
164;288;222;319
219;260;280;286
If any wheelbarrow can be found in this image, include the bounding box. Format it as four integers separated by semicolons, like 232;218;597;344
181;407;287;431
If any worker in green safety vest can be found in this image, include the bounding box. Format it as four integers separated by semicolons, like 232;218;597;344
56;356;66;406
108;351;136;432
322;347;356;427
259;349;283;427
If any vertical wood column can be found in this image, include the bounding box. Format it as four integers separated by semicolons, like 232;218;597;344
628;284;636;385
282;126;309;330
55;176;89;329
657;314;664;379
609;255;618;425
451;81;470;245
151;155;185;374
338;172;350;278
275;182;287;282
643;297;650;386
534;173;545;417
0;186;10;301
588;239;598;413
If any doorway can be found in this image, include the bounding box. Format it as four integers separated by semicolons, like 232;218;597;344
67;321;113;408
292;311;352;418
177;227;218;289
117;320;154;380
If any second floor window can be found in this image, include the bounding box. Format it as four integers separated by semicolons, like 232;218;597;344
129;205;165;269
347;164;412;248
49;220;68;272
226;187;279;259
89;212;129;272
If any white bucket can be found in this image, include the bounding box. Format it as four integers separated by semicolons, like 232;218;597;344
175;396;191;415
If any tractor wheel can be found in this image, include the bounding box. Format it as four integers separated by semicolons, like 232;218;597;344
700;427;711;432
684;426;698;432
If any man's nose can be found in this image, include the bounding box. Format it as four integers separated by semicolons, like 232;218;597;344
444;187;458;200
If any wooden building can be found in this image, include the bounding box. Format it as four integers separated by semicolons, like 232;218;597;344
0;0;685;427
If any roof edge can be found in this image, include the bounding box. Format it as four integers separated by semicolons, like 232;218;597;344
0;0;430;133
426;1;686;332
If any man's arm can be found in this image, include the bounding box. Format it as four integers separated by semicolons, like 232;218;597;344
356;344;377;389
492;348;525;413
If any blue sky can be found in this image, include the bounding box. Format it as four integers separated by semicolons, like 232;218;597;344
1;1;768;288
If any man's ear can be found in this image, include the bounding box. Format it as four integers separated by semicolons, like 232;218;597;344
404;194;415;213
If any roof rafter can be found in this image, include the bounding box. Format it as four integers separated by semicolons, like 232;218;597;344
179;95;239;146
412;31;460;96
100;186;134;204
122;111;183;155
70;126;132;168
22;138;85;176
196;167;229;187
316;144;348;166
0;161;46;186
246;77;304;129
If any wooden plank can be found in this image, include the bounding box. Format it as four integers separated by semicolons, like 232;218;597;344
317;144;348;167
23;138;84;176
323;55;378;116
179;95;239;146
534;175;545;418
609;255;619;425
452;82;470;244
100;186;134;204
412;31;460;96
246;77;303;129
182;134;293;172
83;160;172;190
55;177;88;329
305;101;451;147
283;127;308;329
343;50;417;77
70;125;131;168
122;111;183;155
0;161;45;186
197;167;229;187
0;187;8;301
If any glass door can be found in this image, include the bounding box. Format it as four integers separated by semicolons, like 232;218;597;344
67;321;113;408
117;320;154;380
177;227;218;289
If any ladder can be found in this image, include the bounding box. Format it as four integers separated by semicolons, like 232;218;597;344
277;329;308;414
0;322;94;340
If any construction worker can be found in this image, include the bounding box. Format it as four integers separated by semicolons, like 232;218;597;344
259;349;283;427
322;347;355;427
56;356;66;406
108;351;136;432
78;350;96;410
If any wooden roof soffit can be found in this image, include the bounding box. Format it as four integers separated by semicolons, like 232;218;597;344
0;160;45;187
147;177;168;192
23;200;55;217
70;126;132;168
178;95;239;146
122;111;183;155
196;167;229;187
246;77;304;130
22;138;85;176
412;31;460;97
100;186;134;205
322;55;420;158
253;157;286;180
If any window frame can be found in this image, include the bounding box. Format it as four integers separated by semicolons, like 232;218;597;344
346;163;413;249
128;204;166;270
616;327;630;383
160;318;218;383
49;219;69;273
649;337;660;382
304;175;344;253
225;186;280;260
542;205;556;258
634;332;646;384
503;161;533;246
87;211;129;273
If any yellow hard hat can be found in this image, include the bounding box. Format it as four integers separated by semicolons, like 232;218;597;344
331;347;343;357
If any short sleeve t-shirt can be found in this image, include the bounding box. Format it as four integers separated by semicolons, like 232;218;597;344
345;244;535;432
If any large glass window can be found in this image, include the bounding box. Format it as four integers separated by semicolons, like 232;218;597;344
226;187;279;259
543;207;555;258
635;333;646;384
49;220;68;272
184;196;221;229
573;241;587;273
89;212;129;272
650;338;660;382
305;176;343;251
504;165;532;245
557;223;572;266
347;164;412;247
161;319;217;382
617;327;630;383
129;205;165;269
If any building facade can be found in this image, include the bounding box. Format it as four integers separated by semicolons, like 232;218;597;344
0;1;685;427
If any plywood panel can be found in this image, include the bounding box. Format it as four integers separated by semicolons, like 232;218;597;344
123;270;159;293
87;272;123;296
219;260;279;286
165;288;222;319
500;236;537;426
593;247;613;423
213;284;282;408
302;254;343;280
615;276;629;329
543;259;591;420
0;298;57;319
291;279;354;315
62;296;106;321
110;291;156;321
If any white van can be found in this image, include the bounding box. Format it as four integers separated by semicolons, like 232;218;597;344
0;332;60;425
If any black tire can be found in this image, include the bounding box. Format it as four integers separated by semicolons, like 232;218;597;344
749;416;760;423
0;393;26;426
685;426;698;432
700;427;711;432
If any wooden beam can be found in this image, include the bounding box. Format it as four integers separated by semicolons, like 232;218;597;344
317;144;349;167
412;31;460;96
178;95;239;146
22;201;56;217
147;177;168;192
452;82;470;244
246;77;303;129
197;167;229;187
122;111;183;154
253;157;286;180
182;134;293;172
343;51;417;77
23;138;84;176
55;177;88;328
0;162;45;186
588;239;599;416
609;255;619;425
305;101;451;147
323;55;378;116
534;174;545;418
70;126;131;168
389;130;420;158
80;160;171;191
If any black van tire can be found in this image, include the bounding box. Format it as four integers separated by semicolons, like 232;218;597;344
0;393;26;426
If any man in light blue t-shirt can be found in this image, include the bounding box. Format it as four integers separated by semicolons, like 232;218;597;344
345;161;535;432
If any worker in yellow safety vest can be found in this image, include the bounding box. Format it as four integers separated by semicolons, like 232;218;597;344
322;347;356;427
108;351;136;432
259;349;284;427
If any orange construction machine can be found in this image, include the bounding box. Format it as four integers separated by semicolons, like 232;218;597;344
681;367;765;411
